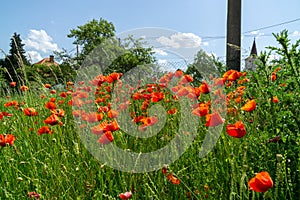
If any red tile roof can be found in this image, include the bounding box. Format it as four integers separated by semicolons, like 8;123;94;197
35;56;59;66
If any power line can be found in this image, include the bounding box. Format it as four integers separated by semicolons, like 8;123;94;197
243;17;300;34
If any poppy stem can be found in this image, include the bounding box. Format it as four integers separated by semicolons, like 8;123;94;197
275;154;283;199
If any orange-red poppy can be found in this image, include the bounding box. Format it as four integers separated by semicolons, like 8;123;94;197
98;131;114;145
108;110;119;119
45;102;57;110
271;72;276;81
166;173;180;185
20;85;29;91
167;108;177;115
44;114;60;126
28;191;40;199
248;171;273;193
67;81;74;86
92;121;109;135
192;103;209;117
174;69;184;78
119;191;132;199
0;134;15;147
140;116;158;126
205;112;224;127
38;126;54;135
199;81;210;94
226;121;246;138
10;82;16;87
82;112;104;123
177;87;189;97
241;100;256;112
59;92;68;98
44;84;51;88
151;92;164;102
0;111;13;117
23;108;38;116
271;96;279;103
51;109;65;117
107;120;120;132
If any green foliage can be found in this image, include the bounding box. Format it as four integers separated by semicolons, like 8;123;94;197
25;63;76;86
0;30;299;200
68;18;116;63
185;49;226;86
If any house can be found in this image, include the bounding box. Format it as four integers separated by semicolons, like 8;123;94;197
35;55;59;66
244;39;258;71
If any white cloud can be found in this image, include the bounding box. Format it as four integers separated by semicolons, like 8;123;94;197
153;48;168;56
269;54;281;61
249;30;264;38
292;31;300;36
156;33;202;49
27;51;43;63
157;59;168;65
202;42;209;46
24;29;59;53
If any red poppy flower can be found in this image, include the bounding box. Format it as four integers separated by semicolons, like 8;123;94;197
271;72;276;81
108;110;119;118
4;100;19;107
51;109;65;117
45;102;57;110
59;92;68;98
167;108;177;115
91;121;110;135
28;191;40;199
140;116;158;126
20;85;29;91
44;114;60;125
119;191;132;199
271;96;279;103
82;112;103;123
162;166;168;174
0;111;13;117
177;87;189;97
44;84;51;88
23;108;38;116
192;103;209;117
205;112;224;127
0;134;15;147
248;171;273;192
241;100;256;112
151;92;164;102
98;131;114;145
226;121;246;138
10;82;16;87
72;110;84;118
166;173;180;185
199;81;210;94
107;120;120;132
174;69;184;78
38;126;53;135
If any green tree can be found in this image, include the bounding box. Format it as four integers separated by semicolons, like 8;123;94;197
67;18;116;63
106;36;156;75
2;32;30;83
185;49;223;86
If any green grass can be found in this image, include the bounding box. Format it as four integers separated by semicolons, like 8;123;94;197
0;31;299;200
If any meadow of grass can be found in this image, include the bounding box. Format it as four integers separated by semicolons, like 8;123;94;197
0;31;299;200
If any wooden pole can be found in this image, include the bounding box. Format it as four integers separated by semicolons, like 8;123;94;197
226;0;241;71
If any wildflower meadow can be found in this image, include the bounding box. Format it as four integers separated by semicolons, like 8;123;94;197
0;31;299;200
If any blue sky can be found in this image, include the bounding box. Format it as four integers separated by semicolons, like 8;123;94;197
1;0;300;67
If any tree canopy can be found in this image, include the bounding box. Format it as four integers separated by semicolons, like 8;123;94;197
0;32;29;83
67;18;116;62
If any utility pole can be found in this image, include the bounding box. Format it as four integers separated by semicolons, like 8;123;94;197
226;0;241;71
